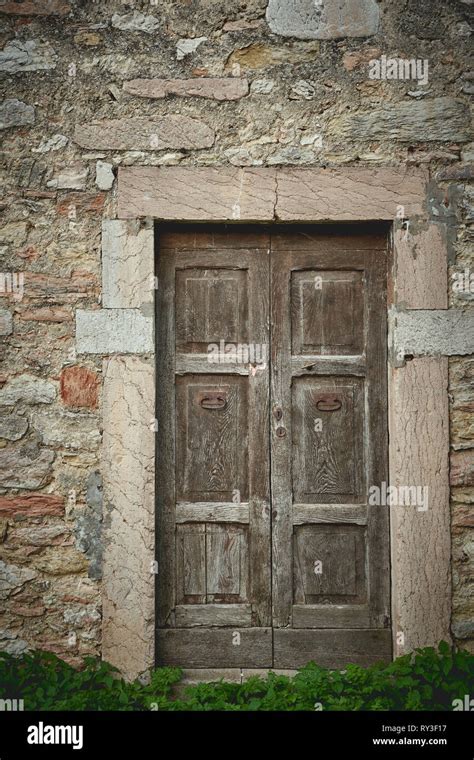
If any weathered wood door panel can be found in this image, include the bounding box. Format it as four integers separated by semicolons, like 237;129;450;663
156;230;272;667
156;227;391;669
270;231;391;667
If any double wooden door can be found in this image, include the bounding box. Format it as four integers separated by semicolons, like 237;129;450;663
156;226;391;669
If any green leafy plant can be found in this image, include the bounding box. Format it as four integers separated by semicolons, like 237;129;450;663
0;642;472;711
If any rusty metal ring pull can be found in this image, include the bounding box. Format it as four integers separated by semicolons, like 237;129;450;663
199;394;227;410
316;395;342;412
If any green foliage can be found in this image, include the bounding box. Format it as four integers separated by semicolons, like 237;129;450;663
0;643;472;711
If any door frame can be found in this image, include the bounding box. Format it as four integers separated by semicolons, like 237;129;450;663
75;167;452;679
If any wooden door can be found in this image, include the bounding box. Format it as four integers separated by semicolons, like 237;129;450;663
156;226;391;669
270;229;391;668
156;229;272;667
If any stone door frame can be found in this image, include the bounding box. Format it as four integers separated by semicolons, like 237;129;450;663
76;166;458;679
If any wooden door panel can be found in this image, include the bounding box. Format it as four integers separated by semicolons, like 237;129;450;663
271;234;390;666
293;524;366;603
176;268;248;352
156;232;271;665
291;270;364;355
176;375;248;502
292;377;365;503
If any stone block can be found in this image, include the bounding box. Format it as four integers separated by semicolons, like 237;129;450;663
74;116;214;151
266;0;380;40
76;309;154;354
102;219;154;309
0;99;34;130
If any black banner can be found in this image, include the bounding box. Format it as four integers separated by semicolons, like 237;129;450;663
0;710;472;757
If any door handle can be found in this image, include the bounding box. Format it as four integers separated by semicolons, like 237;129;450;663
315;394;342;412
198;392;227;410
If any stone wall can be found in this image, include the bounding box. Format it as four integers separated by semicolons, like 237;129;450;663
0;0;473;665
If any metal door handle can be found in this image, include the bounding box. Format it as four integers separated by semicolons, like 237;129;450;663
316;395;342;412
199;393;227;410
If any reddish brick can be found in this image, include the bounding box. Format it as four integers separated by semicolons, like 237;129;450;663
19;306;73;322
60;366;99;409
57;192;105;216
0;493;64;517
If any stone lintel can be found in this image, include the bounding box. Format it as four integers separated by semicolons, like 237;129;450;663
117;166;428;222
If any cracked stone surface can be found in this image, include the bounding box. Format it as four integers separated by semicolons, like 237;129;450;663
101;219;154;309
101;356;155;679
95;160;114;191
334;97;470;143
390;358;451;652
0;309;13;336
31;408;101;450
176;36;207;60
117;166;427;221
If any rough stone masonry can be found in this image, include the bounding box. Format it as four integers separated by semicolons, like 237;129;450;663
0;0;473;669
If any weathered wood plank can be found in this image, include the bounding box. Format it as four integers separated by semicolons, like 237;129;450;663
156;246;176;627
292;605;371;629
273;629;392;668
156;628;273;667
159;227;270;250
247;247;271;626
176;502;250;523
176;355;250;375
271;249;293;627
175;604;252;627
365;250;391;629
291;356;367;376
293;504;367;525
